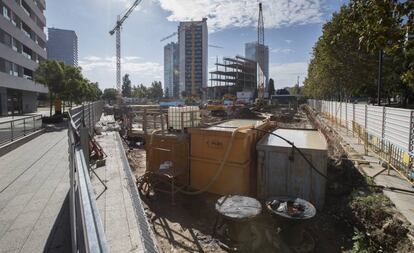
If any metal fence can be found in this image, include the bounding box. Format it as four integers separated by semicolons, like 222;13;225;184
0;115;43;146
308;100;414;182
68;101;108;253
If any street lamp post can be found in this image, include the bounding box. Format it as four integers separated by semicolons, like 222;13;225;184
377;49;383;106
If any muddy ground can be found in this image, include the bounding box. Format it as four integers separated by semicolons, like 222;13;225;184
125;106;414;253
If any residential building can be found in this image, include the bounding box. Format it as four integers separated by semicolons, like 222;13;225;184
47;27;78;66
245;42;269;88
0;0;48;116
163;42;179;98
178;18;208;97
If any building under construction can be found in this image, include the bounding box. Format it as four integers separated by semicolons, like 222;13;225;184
208;55;257;99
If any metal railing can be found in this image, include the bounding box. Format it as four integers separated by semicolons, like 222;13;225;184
308;99;414;182
68;101;108;253
0;115;43;146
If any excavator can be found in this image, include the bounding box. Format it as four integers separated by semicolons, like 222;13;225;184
207;94;237;117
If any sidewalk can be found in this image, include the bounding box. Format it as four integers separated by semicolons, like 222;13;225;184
0;126;71;252
91;115;149;252
321;117;414;225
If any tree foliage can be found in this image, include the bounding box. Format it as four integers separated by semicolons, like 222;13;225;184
268;78;275;96
102;88;118;103
303;0;413;105
122;74;132;97
34;60;102;115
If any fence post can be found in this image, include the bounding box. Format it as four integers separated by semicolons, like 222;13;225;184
364;104;368;130
88;103;92;130
80;126;90;170
345;103;348;133
408;110;414;177
382;107;386;153
10;121;14;141
23;118;26;136
33;116;36;132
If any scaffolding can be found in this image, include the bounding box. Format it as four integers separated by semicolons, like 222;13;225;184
208;56;257;99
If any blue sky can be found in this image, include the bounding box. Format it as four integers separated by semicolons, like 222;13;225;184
45;0;347;90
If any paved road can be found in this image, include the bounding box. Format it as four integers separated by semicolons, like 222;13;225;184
0;126;71;252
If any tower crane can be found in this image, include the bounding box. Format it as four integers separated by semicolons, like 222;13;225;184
109;0;143;94
257;2;266;99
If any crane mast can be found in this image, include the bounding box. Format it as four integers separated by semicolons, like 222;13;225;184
109;0;143;94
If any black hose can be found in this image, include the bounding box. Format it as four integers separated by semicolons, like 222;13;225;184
250;127;328;180
212;125;414;195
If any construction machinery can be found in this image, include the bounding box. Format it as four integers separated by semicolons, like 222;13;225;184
206;94;237;117
109;0;143;94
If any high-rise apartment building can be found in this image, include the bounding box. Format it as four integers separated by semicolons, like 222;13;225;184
0;0;48;116
164;42;179;98
245;42;269;88
47;27;78;66
178;18;208;97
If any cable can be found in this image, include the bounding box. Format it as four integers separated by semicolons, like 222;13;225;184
250;127;328;180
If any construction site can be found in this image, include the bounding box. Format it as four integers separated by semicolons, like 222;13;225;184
85;98;413;253
94;1;414;252
1;0;414;253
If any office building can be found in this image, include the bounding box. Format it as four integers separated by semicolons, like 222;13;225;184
164;42;179;98
178;18;208;97
47;27;78;66
245;42;269;88
0;0;48;116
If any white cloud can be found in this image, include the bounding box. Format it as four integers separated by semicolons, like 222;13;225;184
79;55;163;88
270;48;294;54
285;39;293;44
270;62;308;88
157;0;323;31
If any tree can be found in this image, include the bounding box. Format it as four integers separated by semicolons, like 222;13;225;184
148;81;163;100
60;64;84;108
34;60;64;116
122;74;132;97
132;84;148;98
165;87;170;98
303;4;378;100
102;88;118;103
276;88;290;95
268;78;275;96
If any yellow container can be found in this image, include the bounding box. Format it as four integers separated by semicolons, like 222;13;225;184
188;119;272;164
145;133;190;186
190;157;252;195
188;119;274;195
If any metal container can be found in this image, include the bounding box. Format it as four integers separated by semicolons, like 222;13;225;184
256;129;328;209
188;119;273;195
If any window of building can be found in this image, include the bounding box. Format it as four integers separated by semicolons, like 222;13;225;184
3;32;12;47
22;45;32;60
21;1;31;17
5;60;12;75
12;38;22;53
2;5;11;21
23;68;32;80
12;14;21;29
21;22;32;39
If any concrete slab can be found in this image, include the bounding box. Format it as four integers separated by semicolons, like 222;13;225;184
0;127;72;252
